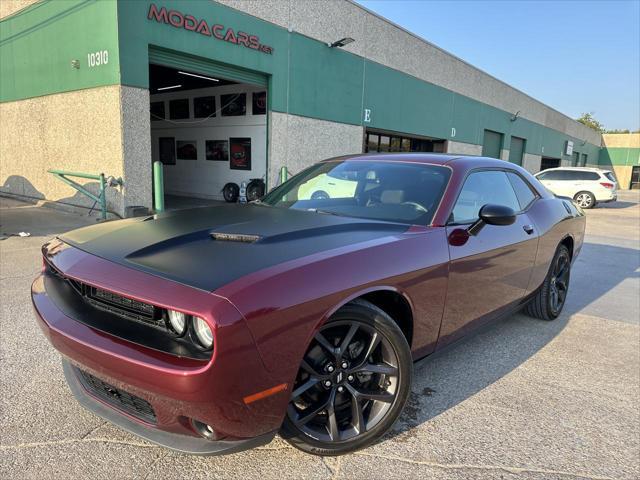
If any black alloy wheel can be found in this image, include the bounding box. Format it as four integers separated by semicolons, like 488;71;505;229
549;248;571;316
525;244;571;321
281;299;412;455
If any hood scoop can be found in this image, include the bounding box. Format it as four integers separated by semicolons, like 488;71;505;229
210;232;261;243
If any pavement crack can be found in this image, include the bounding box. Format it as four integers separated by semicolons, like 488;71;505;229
79;421;108;440
142;450;169;480
353;452;615;480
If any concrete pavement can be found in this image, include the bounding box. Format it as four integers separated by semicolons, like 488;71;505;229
1;192;638;479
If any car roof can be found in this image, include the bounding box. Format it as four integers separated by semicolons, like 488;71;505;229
321;153;514;169
538;166;606;172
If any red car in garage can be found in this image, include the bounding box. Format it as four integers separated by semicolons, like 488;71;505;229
32;154;584;456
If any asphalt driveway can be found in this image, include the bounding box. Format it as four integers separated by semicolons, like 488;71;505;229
1;192;638;479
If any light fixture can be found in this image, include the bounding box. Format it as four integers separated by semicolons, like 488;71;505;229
510;111;520;122
328;37;355;48
157;84;182;91
178;71;219;82
193;317;213;349
167;309;186;334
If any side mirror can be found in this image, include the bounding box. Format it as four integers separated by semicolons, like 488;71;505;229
467;204;517;236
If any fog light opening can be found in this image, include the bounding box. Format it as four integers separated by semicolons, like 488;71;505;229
192;419;217;440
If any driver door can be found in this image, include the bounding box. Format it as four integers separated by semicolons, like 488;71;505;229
437;170;539;348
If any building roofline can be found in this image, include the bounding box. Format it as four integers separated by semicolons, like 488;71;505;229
347;0;596;133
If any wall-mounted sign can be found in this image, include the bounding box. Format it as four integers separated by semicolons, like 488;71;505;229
87;50;109;68
565;140;574;156
363;108;371;123
148;4;273;54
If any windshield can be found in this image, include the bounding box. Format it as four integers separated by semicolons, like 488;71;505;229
261;160;451;225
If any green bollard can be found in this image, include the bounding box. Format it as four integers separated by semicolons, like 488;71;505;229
153;161;165;212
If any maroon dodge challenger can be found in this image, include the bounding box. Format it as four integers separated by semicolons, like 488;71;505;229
32;154;584;456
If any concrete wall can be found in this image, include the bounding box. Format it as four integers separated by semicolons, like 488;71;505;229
217;0;602;147
269;112;363;185
0;0;39;19
0;85;151;216
0;86;126;214
523;153;542;172
446;141;482;156
150;84;267;200
120;86;153;210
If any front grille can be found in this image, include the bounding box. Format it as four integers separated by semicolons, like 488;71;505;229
76;368;157;424
44;258;166;330
84;286;164;328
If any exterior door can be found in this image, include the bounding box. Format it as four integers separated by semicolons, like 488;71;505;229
508;136;525;165
482;130;503;159
438;170;539;347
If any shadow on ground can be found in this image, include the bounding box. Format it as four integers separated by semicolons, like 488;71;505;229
385;239;640;442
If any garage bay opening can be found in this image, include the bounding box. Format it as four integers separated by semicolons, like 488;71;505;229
149;63;267;210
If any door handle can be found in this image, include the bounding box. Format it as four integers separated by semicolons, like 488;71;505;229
523;225;534;235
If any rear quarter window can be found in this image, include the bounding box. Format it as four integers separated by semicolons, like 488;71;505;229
576;171;601;181
604;172;617;182
506;172;537;210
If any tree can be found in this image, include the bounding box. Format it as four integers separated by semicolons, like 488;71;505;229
577;112;605;133
605;129;630;134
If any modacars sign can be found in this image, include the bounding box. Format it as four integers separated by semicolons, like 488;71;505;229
148;4;274;54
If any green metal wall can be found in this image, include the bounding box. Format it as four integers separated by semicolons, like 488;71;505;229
1;0;602;163
0;0;120;102
599;147;640;167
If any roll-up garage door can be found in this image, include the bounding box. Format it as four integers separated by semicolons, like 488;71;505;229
508;136;525;165
482;130;503;159
148;46;268;87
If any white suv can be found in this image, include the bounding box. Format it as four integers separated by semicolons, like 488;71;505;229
534;167;618;209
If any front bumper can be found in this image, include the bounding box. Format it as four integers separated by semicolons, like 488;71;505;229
62;360;275;455
31;244;291;454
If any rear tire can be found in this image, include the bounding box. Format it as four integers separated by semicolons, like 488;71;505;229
525;244;571;321
573;191;595;209
280;299;412;456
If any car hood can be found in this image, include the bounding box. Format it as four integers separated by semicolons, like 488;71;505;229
59;204;409;292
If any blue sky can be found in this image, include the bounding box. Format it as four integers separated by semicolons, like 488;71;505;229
356;0;640;131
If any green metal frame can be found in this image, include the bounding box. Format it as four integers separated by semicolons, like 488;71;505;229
48;169;107;219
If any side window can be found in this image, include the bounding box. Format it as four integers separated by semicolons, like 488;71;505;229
582;172;601;181
539;170;562;180
555;170;572;180
451;171;521;224
507;172;537;210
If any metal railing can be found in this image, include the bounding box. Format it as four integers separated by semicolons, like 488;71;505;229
48;169;113;220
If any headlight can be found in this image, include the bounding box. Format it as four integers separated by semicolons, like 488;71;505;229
193;317;213;349
167;309;186;335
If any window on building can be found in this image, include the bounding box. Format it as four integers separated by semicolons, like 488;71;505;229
573;152;580;166
367;134;379;152
364;130;446;153
581;154;588;166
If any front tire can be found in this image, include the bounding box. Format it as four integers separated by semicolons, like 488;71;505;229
525;244;571;321
574;191;595;209
281;299;412;456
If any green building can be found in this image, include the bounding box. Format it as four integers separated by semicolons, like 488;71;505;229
1;0;633;216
